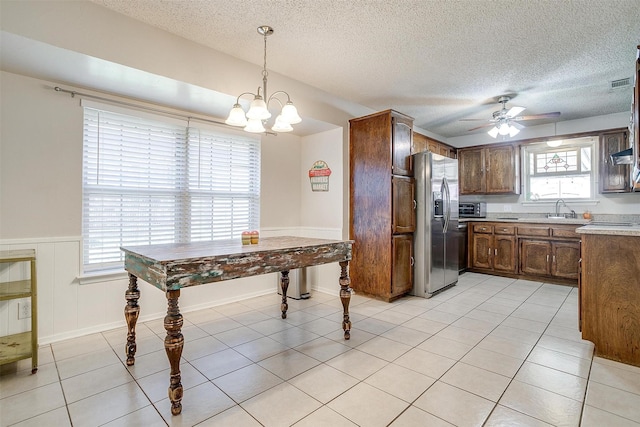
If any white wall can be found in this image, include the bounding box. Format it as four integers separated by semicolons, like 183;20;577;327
0;71;343;344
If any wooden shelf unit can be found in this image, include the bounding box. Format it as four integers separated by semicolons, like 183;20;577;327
0;249;38;373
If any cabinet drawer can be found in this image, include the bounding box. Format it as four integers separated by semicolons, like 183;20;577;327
517;226;550;237
552;227;579;239
473;224;493;234
494;225;515;235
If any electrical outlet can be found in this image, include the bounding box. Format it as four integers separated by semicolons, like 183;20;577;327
503;204;512;212
18;301;31;319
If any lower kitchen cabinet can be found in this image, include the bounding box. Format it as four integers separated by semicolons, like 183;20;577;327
391;234;414;295
520;239;550;276
520;239;581;280
469;221;580;284
581;233;640;366
551;241;581;279
470;224;516;273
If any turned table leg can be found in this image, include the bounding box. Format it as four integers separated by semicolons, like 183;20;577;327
280;270;289;319
124;273;140;366
165;289;184;415
339;261;352;340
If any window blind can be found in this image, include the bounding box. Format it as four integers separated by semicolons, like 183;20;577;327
82;107;260;273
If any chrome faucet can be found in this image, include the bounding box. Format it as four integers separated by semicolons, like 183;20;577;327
555;199;576;218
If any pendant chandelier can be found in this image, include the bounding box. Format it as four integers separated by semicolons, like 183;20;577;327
225;26;302;133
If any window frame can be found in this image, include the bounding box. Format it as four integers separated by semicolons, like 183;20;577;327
521;136;597;202
81;102;261;275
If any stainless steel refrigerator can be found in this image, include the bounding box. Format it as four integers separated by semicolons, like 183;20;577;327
413;151;459;298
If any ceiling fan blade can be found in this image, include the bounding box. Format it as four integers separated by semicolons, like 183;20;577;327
468;123;495;132
507;106;525;117
459;118;490;121
514;112;561;121
511;122;525;130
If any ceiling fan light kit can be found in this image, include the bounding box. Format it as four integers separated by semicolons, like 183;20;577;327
463;96;560;139
225;25;301;134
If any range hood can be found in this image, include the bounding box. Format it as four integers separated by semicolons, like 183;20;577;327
610;147;634;165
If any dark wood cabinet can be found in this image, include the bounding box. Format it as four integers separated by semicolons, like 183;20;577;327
581;234;640;366
459;145;519;195
392;176;415;234
392;115;413;176
392;234;414;295
520;240;551;276
459;148;485;194
412;131;456;159
469;224;516;273
494;235;517;272
349;110;415;301
599;131;629;193
471;228;492;269
468;221;580;285
551;241;581;280
519;226;581;281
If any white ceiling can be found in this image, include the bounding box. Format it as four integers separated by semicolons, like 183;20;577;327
4;1;640;139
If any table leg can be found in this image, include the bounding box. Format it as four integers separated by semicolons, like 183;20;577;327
339;261;352;340
280;270;289;319
165;289;184;415
124;273;140;366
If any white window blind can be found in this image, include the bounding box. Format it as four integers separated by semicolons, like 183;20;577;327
82;106;260;273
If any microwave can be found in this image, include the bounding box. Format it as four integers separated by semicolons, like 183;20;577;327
459;202;486;218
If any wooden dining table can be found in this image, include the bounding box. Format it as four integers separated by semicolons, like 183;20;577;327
120;236;353;415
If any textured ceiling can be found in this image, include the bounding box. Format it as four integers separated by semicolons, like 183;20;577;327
56;1;640;137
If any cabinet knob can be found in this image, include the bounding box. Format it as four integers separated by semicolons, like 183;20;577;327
413;200;417;209
546;254;550;263
410;256;415;266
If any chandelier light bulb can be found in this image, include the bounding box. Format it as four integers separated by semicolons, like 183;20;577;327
246;95;271;120
244;118;266;133
281;102;302;124
225;104;248;127
271;115;293;132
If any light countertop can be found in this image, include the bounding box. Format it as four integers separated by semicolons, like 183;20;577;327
460;217;640;236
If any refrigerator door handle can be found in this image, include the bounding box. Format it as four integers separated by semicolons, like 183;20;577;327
442;177;450;233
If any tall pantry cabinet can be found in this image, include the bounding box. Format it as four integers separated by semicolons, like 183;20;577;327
349;110;415;302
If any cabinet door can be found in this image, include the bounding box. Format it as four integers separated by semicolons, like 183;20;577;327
552;241;580;279
472;233;492;269
391;234;413;295
494;235;517;272
392;115;413;176
520;240;551;276
486;145;519;194
599;131;629;193
459;148;486;194
392;176;415;234
412;131;428;154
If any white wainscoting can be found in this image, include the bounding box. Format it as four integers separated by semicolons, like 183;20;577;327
0;227;344;344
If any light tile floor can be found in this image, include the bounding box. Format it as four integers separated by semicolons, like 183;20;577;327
2;273;640;426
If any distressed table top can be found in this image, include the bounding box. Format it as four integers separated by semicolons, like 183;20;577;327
121;236;353;291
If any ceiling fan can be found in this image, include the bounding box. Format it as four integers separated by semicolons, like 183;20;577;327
462;96;561;138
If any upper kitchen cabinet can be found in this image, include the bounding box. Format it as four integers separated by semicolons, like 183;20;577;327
349;110;415;301
459;144;520;195
599;130;629;193
392;114;413;176
413;131;457;159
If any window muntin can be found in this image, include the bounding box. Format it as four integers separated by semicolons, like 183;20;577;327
82;106;260;273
